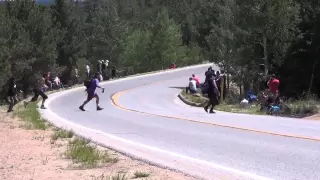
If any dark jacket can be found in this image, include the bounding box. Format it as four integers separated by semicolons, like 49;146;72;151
97;63;102;73
7;81;17;96
207;77;216;94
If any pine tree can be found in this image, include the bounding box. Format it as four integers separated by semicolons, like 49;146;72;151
147;8;188;70
51;0;85;80
84;0;126;66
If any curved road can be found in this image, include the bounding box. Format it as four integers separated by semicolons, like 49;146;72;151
41;64;320;180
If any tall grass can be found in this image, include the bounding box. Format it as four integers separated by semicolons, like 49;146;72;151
13;102;47;130
65;138;118;168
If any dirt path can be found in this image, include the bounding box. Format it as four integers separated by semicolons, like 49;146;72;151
0;108;196;180
304;113;320;120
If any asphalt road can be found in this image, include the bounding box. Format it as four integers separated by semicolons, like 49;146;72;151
45;64;320;180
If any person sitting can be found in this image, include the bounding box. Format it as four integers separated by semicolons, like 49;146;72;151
260;89;279;112
53;76;63;89
192;74;200;88
186;77;197;94
247;90;257;104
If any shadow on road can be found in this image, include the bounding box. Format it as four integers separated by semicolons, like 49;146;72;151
168;86;185;90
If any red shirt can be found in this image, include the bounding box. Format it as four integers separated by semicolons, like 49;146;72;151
268;78;280;95
193;76;200;85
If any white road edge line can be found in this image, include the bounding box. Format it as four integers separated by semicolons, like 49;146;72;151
39;63;273;180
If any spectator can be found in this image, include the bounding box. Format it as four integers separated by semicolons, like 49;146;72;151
44;72;52;91
97;60;102;74
7;77;18;112
205;67;215;83
101;60;107;72
103;60;109;69
74;66;79;85
186;77;197;94
105;60;109;67
192;74;200;88
204;73;220;114
111;66;116;79
86;64;90;78
215;71;220;78
101;60;109;80
267;74;280;102
170;63;176;69
54;76;63;89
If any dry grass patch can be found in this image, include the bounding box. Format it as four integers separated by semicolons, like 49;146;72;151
133;171;150;178
181;89;207;104
65;137;118;168
51;128;74;141
286;99;319;116
216;103;262;115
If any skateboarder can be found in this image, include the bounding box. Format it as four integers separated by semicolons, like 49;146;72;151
79;73;105;111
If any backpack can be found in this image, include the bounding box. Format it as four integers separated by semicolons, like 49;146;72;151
84;79;92;89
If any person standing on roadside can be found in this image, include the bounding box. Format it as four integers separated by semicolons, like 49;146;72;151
7;77;19;112
86;63;90;78
44;72;53;91
205;67;215;83
74;66;79;85
204;72;220;114
97;60;102;74
267;74;280;102
24;75;48;109
111;66;116;79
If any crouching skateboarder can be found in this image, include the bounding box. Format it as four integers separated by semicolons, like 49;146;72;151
79;73;105;111
24;76;48;109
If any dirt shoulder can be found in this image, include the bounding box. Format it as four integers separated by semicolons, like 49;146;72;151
304;113;320;120
0;107;196;180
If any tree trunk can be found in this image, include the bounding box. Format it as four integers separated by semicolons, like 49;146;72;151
226;46;230;91
307;57;317;97
262;35;268;79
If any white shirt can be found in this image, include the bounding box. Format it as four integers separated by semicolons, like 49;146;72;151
86;65;90;73
54;77;60;84
189;80;197;91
